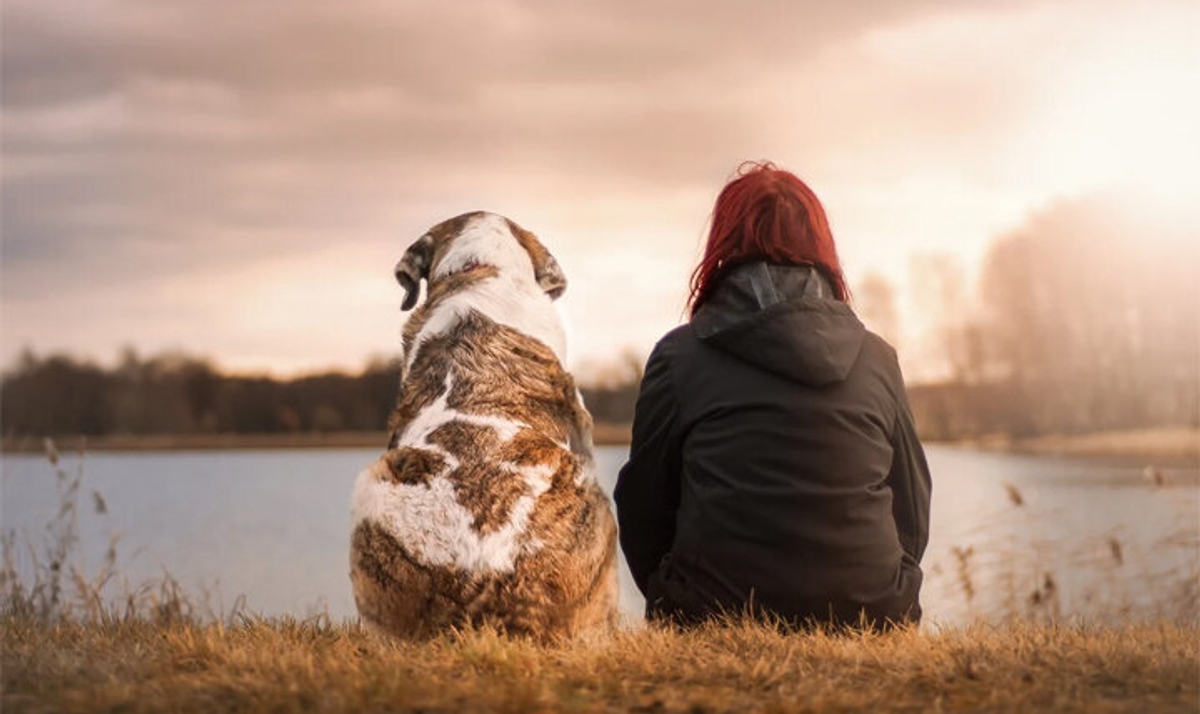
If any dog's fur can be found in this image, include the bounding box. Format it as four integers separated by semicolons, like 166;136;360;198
349;211;618;640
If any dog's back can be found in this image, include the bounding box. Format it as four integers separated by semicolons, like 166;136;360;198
350;213;617;639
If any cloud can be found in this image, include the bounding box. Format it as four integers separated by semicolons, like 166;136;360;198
2;0;1195;375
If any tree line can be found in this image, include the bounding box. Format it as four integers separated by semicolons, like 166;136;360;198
3;194;1194;443
0;349;640;440
898;194;1198;439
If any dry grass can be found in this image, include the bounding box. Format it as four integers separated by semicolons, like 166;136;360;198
3;614;1197;714
4;440;1198;713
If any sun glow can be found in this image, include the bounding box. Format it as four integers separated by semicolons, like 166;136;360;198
1027;40;1200;210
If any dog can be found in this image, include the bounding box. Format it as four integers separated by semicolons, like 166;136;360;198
349;211;618;640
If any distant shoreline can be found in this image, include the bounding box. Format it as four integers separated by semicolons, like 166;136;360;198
0;422;635;455
2;425;1195;465
961;426;1199;465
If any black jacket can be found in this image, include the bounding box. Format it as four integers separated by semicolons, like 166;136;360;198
614;261;931;627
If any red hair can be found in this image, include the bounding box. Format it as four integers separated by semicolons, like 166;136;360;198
688;161;848;315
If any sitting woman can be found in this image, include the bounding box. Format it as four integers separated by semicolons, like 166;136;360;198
615;161;932;629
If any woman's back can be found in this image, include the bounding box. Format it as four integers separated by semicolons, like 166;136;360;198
614;162;930;629
618;261;927;626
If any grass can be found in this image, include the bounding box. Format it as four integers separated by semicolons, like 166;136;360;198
3;614;1198;713
3;440;1198;713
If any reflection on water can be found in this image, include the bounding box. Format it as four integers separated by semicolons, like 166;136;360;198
2;445;1196;626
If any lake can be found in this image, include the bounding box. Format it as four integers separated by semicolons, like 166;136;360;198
2;445;1197;627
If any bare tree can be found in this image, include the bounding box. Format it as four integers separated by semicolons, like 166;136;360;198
979;194;1200;434
855;271;901;348
909;253;984;384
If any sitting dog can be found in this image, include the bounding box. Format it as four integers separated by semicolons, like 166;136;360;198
349;211;618;640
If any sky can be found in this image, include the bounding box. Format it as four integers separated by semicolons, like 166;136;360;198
2;0;1198;380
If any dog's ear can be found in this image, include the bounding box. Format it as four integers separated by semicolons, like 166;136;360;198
536;254;567;300
395;234;435;311
507;219;567;300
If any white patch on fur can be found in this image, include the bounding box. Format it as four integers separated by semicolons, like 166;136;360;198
400;372;526;446
350;371;557;573
405;213;566;373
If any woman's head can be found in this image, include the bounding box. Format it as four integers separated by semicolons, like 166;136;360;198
688;161;848;315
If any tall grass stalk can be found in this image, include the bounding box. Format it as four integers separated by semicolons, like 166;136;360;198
1;440;243;626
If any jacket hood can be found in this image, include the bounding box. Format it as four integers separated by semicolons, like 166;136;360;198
690;262;865;386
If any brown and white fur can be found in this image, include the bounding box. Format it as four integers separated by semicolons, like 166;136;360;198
349;211;618;640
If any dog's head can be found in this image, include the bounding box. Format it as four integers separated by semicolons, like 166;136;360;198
394;212;566;311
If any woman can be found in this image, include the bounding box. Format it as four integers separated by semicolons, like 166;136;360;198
614;162;931;629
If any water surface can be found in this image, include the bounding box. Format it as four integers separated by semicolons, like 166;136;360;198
2;445;1196;626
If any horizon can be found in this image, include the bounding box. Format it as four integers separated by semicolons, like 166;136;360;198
3;0;1198;382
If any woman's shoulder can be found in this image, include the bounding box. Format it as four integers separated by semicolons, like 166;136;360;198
637;325;703;383
642;324;694;360
859;329;900;367
856;330;913;406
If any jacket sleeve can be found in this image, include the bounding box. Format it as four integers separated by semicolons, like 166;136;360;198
614;340;683;596
887;385;932;566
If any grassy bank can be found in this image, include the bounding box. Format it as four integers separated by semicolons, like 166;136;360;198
4;615;1198;714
